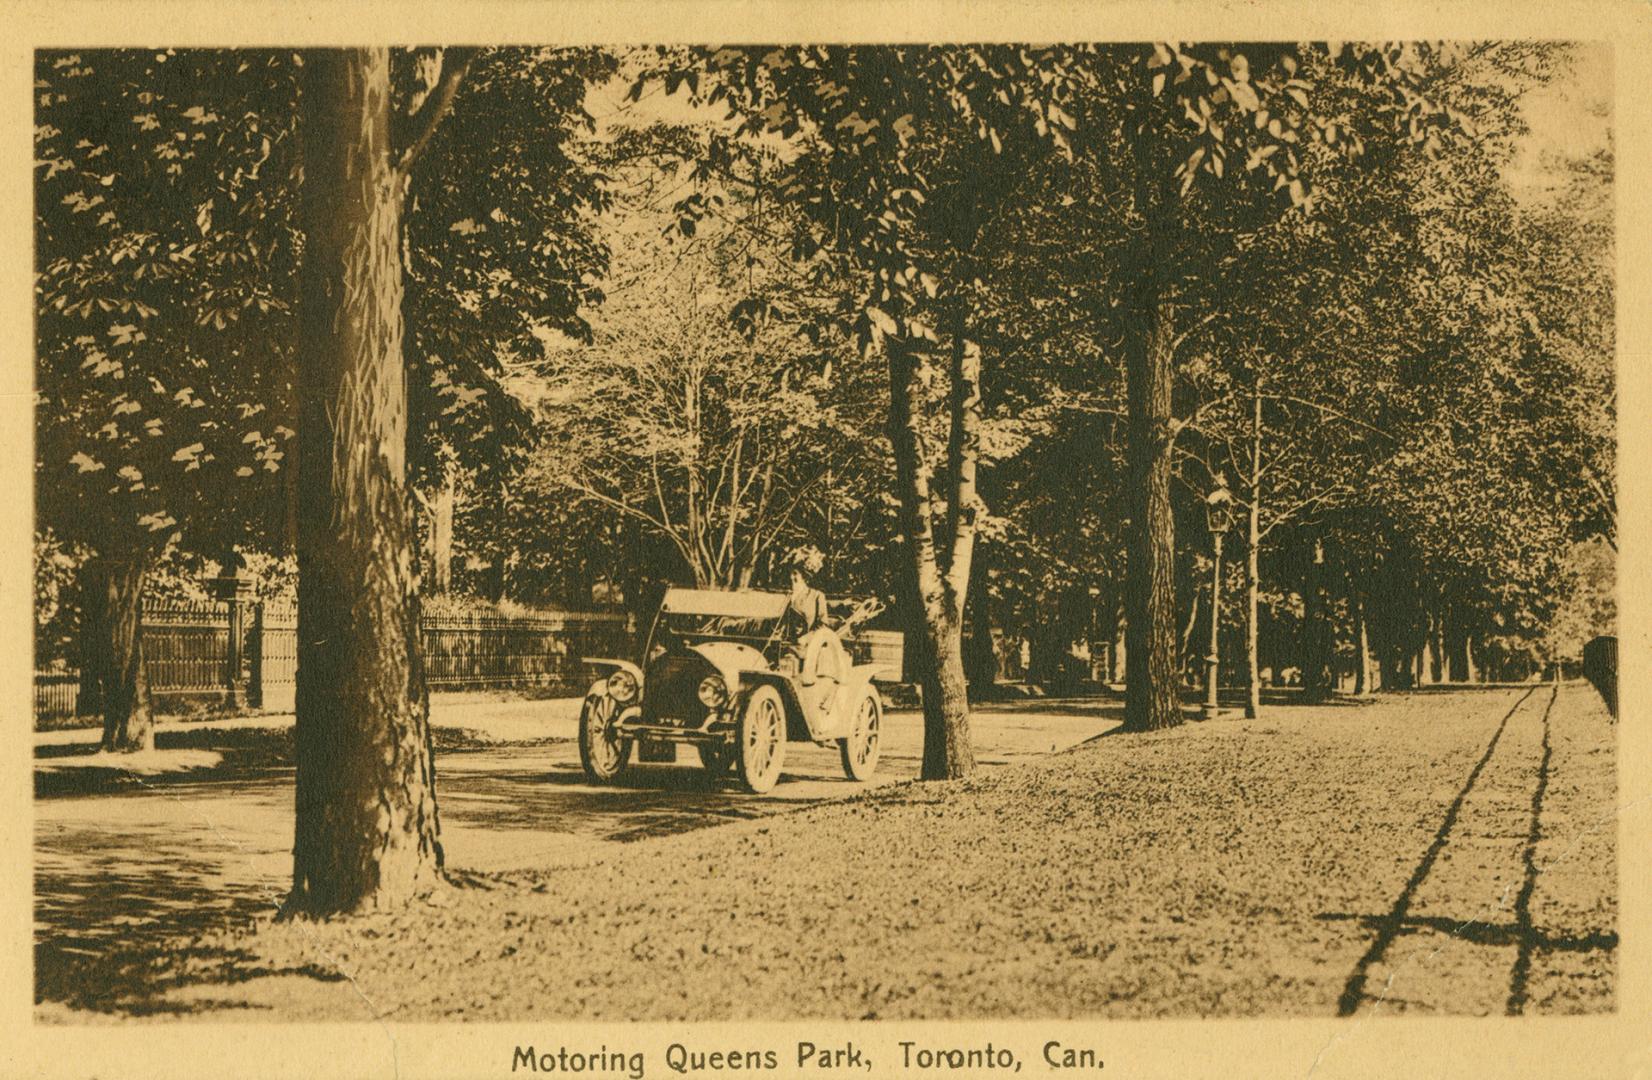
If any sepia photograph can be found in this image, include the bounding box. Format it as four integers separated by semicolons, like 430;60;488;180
14;5;1646;1076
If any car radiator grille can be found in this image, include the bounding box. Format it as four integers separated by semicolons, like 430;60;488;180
644;657;706;724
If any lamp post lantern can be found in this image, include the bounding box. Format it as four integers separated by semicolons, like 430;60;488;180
1203;481;1234;720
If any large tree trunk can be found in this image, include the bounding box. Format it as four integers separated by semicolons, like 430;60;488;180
97;556;155;752
886;327;976;780
289;47;443;916
918;607;973;775
1121;132;1181;732
1122;293;1181;731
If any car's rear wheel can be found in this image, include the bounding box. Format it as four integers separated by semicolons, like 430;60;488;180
577;693;631;783
736;685;787;794
696;739;736;776
839;689;882;781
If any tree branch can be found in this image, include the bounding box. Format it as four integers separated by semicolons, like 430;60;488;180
396;47;480;176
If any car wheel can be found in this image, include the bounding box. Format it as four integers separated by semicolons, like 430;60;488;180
577;693;631;783
839;689;882;781
697;739;736;776
736;685;787;794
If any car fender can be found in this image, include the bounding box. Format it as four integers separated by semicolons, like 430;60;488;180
582;657;644;702
582;657;643;682
844;663;894;697
816;665;883;732
735;669;814;742
851;661;897;684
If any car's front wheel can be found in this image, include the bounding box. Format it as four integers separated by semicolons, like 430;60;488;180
577;693;631;783
736;685;787;794
839;689;882;781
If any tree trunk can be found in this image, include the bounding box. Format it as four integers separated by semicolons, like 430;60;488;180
1428;605;1446;684
1353;591;1373;697
919;607;973;775
1109;609;1126;685
1445;609;1471;683
1301;537;1331;704
1180;588;1201;682
1122;293;1181;730
962;555;998;694
76;560;108;718
1386;636;1414;691
430;469;455;595
1244;381;1262;718
1245;516;1261;718
98;556;155;752
1119;127;1182;733
887;333;976;780
289;47;442;916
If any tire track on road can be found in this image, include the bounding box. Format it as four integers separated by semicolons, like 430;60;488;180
1506;685;1556;1015
1336;685;1541;1017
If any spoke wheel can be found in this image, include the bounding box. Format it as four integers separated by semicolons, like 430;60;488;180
839;689;882;781
736;685;787;794
577;693;631;783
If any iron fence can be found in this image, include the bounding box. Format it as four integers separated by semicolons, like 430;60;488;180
34;599;642;721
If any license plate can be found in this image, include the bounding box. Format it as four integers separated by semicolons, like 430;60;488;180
637;739;676;763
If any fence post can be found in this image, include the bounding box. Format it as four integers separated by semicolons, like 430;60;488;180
209;559;254;709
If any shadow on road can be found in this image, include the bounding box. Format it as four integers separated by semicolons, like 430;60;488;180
34;826;335;1016
441;760;828;842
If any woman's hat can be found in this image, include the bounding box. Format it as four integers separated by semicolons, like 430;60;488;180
787;545;825;576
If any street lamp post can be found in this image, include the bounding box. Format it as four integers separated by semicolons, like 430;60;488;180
1204;481;1234;720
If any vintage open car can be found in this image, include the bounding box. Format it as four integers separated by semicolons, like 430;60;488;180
578;587;889;793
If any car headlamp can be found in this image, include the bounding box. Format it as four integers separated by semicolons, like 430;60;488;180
606;670;639;703
697;675;728;709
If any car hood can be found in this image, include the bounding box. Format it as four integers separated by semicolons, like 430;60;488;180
689;640;769;683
